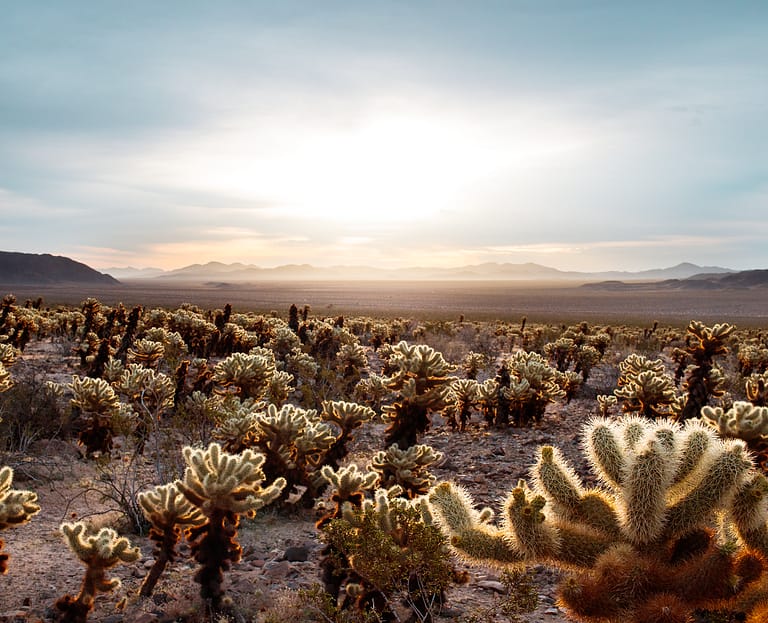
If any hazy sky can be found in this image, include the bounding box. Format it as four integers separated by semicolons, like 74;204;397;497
2;1;767;272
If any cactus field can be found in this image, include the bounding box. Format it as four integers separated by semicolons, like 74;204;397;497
3;288;768;622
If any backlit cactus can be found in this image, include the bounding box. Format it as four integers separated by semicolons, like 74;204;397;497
428;416;768;623
502;350;566;426
54;521;140;622
176;442;286;611
213;351;276;399
69;375;122;456
381;341;457;448
371;443;444;499
0;466;40;574
679;320;734;421
137;482;205;596
614;354;681;419
701;402;768;442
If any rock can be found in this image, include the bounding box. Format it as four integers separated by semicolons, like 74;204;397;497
262;560;293;580
282;545;309;562
475;580;506;593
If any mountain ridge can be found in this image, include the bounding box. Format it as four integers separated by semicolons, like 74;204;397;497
0;251;119;285
105;260;735;282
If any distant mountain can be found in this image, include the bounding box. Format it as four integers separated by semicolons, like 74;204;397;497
101;266;166;280
0;251;120;285
116;260;733;282
583;269;768;291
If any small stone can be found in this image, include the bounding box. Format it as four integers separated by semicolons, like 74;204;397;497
476;580;506;593
544;606;561;615
262;560;293;580
282;545;309;562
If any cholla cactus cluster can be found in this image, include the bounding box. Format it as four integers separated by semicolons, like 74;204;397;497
613;354;681;419
429;416;768;622
0;466;40;574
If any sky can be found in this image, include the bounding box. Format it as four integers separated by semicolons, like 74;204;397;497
1;1;767;273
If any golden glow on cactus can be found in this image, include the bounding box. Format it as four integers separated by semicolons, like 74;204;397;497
177;442;286;516
60;521;140;592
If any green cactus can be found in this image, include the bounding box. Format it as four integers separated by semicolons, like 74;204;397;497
370;443;444;499
176;442;286;611
54;521;140;623
0;466;40;574
137;482;206;596
382;341;457;449
428;415;768;623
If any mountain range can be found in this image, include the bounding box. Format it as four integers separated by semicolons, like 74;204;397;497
3;251;767;289
102;260;735;283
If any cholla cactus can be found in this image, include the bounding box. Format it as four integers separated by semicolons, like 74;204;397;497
443;378;479;430
428;415;768;622
114;364;175;453
352;373;388;414
614;354;681;419
370;443;443;499
701;402;768;442
176;442;286;611
597;394;618;417
475;378;500;427
137;482;206;596
316;464;380;527
461;351;487;380
678;320;734;421
213;351;276;399
321;400;376;469
382;341;457;448
54;521;140;622
249;403;337;504
0;343;18;368
738;343;768;377
0;362;11;393
746;371;768;407
127;338;165;369
0;466;40;573
502;350;566;426
70;376;122;456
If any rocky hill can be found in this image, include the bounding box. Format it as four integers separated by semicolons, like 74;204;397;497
0;251;120;285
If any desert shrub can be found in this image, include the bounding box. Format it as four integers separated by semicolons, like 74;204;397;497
319;487;458;622
0;363;69;451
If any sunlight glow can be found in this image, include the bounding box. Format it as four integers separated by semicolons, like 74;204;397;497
134;104;593;230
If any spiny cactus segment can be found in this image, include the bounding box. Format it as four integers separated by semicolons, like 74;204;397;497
429;416;768;623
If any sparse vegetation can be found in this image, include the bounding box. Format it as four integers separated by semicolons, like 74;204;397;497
3;291;768;622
